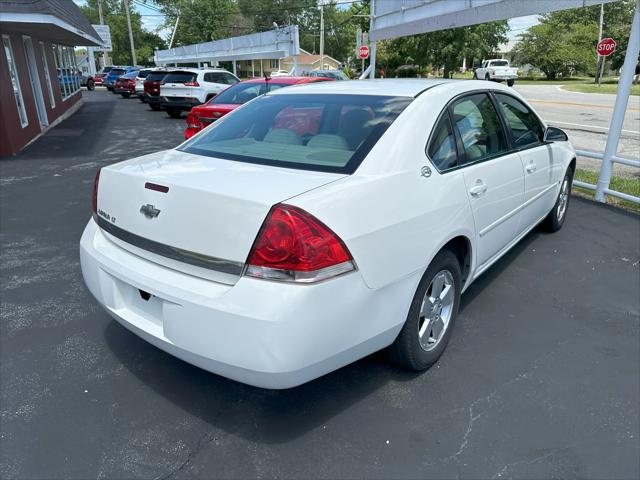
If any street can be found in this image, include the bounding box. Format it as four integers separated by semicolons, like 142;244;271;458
0;90;638;479
515;84;640;176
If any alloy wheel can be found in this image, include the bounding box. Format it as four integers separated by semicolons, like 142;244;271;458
418;270;455;351
557;176;570;222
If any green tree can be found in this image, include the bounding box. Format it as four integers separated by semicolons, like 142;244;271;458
515;21;599;79
514;0;635;78
151;0;245;45
81;0;166;65
538;0;636;70
379;21;508;78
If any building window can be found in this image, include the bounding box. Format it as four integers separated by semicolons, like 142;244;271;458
53;44;80;100
2;35;28;128
40;42;56;109
270;59;279;69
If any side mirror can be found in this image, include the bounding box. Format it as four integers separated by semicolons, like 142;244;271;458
543;126;568;142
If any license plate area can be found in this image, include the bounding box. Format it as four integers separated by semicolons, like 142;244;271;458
111;275;165;328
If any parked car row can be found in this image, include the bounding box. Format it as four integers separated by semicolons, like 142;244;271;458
105;65;335;140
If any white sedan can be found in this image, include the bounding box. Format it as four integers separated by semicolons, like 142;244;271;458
80;79;575;388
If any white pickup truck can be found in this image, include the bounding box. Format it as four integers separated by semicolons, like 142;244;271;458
474;59;518;86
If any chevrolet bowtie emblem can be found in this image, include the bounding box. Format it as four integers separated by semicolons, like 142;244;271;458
140;204;161;219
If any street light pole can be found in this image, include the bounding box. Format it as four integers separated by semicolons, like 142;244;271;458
124;0;137;66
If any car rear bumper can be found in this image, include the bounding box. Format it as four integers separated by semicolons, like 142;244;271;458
115;88;135;94
145;93;161;105
160;98;201;111
80;219;413;389
492;75;518;80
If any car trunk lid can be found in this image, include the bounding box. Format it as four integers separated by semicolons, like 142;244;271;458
96;149;345;284
161;71;197;98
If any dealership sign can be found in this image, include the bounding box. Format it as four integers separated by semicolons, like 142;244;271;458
92;24;112;52
597;37;617;56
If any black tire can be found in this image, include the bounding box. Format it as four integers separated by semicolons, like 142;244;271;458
485;73;491;81
473;71;478;80
388;249;462;371
542;167;574;232
121;92;131;98
166;108;182;118
139;96;146;102
87;80;95;91
507;79;515;87
149;103;161;111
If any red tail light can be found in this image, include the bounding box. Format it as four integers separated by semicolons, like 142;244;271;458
184;81;200;87
92;169;101;215
245;204;355;283
185;112;200;129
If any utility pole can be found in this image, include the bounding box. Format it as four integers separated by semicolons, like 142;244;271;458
169;15;180;49
596;2;605;85
319;3;325;69
124;0;137;65
97;0;109;67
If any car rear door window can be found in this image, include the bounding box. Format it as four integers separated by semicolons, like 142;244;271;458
451;93;508;164
494;93;544;149
427;112;458;171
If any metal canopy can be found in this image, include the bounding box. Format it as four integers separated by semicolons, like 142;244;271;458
154;26;300;65
370;0;619;41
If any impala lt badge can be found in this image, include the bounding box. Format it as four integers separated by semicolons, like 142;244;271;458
140;204;161;219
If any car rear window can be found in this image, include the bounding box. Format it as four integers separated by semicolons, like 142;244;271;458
180;94;412;174
110;68;125;75
146;72;167;82
137;70;152;78
489;61;509;67
163;72;197;83
123;71;138;79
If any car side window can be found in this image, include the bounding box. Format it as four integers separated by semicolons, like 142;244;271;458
495;93;544;148
427;112;458;171
451;93;508;164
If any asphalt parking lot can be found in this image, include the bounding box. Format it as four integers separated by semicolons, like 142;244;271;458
1;89;639;479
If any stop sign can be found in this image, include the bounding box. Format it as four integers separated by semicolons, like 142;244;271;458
597;38;617;56
358;45;369;59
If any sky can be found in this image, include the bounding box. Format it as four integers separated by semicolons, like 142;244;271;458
74;1;540;44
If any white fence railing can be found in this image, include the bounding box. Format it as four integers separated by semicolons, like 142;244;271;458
573;149;640;204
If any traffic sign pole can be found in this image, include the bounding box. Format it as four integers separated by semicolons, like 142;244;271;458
595;38;617;86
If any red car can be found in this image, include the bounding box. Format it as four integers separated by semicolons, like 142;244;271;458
143;70;168;111
184;76;333;139
114;71;138;98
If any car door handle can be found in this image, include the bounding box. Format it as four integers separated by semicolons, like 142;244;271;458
469;183;487;197
526;163;537;174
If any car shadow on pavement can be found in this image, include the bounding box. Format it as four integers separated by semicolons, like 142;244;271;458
102;225;543;445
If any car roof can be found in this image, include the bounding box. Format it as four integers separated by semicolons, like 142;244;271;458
268;78;455;97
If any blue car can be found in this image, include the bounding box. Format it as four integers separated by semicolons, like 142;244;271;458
104;66;139;92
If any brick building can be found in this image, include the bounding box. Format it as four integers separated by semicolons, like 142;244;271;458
0;0;102;156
